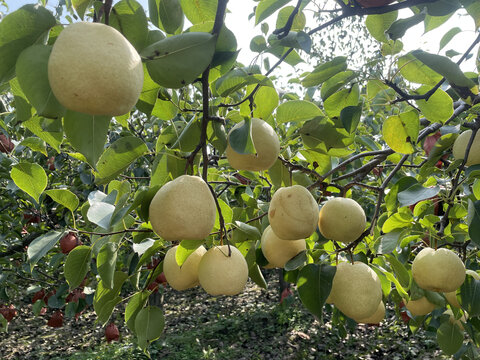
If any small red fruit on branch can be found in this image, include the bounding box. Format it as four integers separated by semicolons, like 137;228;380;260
47;310;64;328
60;232;82;254
105;322;120;342
156;272;168;287
23;213;41;224
46;156;55;171
0;305;18;322
0;134;14;153
280;287;293;304
32;289;46;304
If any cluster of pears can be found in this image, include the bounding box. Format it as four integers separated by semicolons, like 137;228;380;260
405;247;469;320
149;175;248;296
48;22;143;116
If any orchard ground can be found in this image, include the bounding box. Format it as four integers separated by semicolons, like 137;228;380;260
1;271;447;360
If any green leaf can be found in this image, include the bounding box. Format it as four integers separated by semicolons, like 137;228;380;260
214;67;269;97
64;245;92;289
16;45;65;119
97;242;118;290
387;13;425;40
297;263;336;320
378;230;401;254
63;110;111;168
324;84;359;119
398;53;443;86
284;250;307;272
22;116;63;153
398;184;440;207
94;136;148;184
228;117;256;155
255;0;290;25
125;291;149;333
180;0;217;25
110;0;149;51
460;273;480;316
234;221;261;239
426;0;461;16
320;70;356;101
424;13;454;33
301;56;347;88
436;321;464;355
94;271;128;324
0;4;56;84
10;77;34;122
87;201;115;230
300;118;354;152
45;189;79;213
72;0;92;19
175;240;202;267
463;0;480;29
11;162;48;203
412;50;476;91
19;137;47;156
276;100;322;124
244;84;279;120
384;254;410;289
365;11;398;42
382;110;419;154
340;105;362;133
276;5;306;32
27;231;64;268
468;200;480;246
439;27;462;50
135;306;165;350
157;0;184;34
142;32;217;89
171;118;202;152
415;86;453;123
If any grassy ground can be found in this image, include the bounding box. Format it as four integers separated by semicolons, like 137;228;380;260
1;270;447;360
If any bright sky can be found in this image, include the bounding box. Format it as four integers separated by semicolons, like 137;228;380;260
1;0;478;73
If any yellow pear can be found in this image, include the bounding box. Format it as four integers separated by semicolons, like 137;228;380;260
356;301;385;324
445;270;480;308
412;248;465;293
406;296;436;316
163;245;206;291
149;175;216;241
452;130;480;166
329;262;382;320
198;245;249;296
226;118;280;171
268;185;318;240
318;197;366;244
48;21;143;116
260;225;306;268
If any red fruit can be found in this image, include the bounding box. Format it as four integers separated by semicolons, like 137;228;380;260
423;132;441;156
47;310;64;328
280;287;293;304
39;307;47;316
32;289;46;304
372;167;383;177
105;323;120;343
66;289;86;303
155;272;168;287
233;173;252;185
60;232;82;254
0;134;14;153
23;213;41;224
0;305;17;322
147;258;160;269
147;281;159;293
356;0;394;7
400;310;410;323
47;156;55;171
